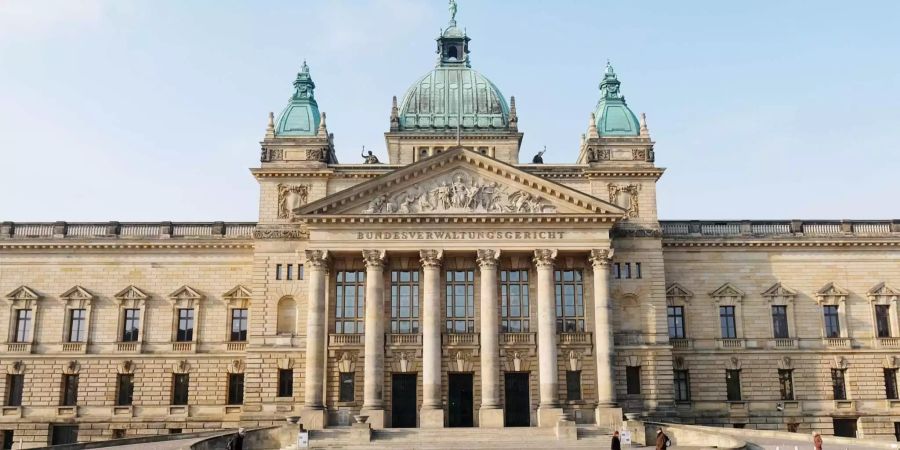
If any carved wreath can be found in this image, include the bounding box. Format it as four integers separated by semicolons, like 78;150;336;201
278;184;310;219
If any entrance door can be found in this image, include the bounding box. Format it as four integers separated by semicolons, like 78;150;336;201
448;373;474;427
504;372;530;427
392;374;417;428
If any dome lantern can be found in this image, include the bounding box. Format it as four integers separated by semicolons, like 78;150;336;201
274;61;321;137
593;61;640;137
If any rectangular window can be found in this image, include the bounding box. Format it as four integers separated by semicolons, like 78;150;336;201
5;374;23;407
298;264;304;280
613;263;621;279
67;309;87;343
876;305;892;338
500;270;530;333
286;264;293;281
277;369;293;397
725;369;742;401
720;306;737;339
390;270;420;334
116;374;134;406
832;369;847;400
172;374;189;405
61;374;79;406
778;369;794;400
121;309;140;342
230;309;248;342
335;271;366;334
635;262;642;279
824;305;841;338
555;270;585;333
626;366;642;395
772;305;790;339
13;310;31;343
886;369;899;400
176;309;194;342
673;370;691;402
667;306;685;339
227;374;244;405
3;430;14;450
445;270;475;333
623;263;631;279
339;372;355;402
50;425;79;445
565;370;582;401
275;264;282;280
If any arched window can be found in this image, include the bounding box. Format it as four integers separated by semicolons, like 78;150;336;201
447;46;458;59
276;297;297;335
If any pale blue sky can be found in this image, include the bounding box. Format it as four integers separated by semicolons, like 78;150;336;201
1;0;898;221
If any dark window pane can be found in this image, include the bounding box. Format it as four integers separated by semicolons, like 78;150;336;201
886;369;899;400
278;369;294;397
824;305;841;338
566;370;582;401
877;305;892;338
339;372;355;402
626;366;641;395
667;306;685;339
772;305;790;339
116;374;134;406
5;374;24;407
172;374;190;405
176;309;194;342
726;370;741;401
228;374;244;405
832;369;847;400
719;306;737;339
61;374;79;406
673;370;691;402
230;308;248;342
122;309;140;342
14;310;32;343
778;369;794;400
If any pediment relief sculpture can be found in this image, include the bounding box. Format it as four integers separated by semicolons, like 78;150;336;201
5;286;40;306
362;171;557;215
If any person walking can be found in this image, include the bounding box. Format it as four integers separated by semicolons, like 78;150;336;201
813;431;823;450
611;430;621;450
226;428;246;450
655;428;670;450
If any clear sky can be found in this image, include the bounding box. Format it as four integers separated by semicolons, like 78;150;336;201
1;0;898;221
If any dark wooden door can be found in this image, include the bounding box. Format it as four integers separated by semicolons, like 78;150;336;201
504;372;530;426
448;373;474;427
391;374;417;428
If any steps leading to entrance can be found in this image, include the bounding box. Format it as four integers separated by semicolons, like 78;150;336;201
304;426;614;449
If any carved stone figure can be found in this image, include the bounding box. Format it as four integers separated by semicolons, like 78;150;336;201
532;147;546;164
361;147;380;164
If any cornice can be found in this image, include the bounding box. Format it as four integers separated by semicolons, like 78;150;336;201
301;215;618;225
0;242;254;251
662;239;900;249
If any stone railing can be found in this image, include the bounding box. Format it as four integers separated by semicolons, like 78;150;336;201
329;334;363;346
824;337;851;349
0;221;256;239
388;334;422;345
558;332;592;345
501;332;536;345
443;333;480;346
660;220;899;238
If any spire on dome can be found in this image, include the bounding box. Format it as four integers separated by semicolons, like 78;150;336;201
508;96;518;131
593;60;640;136
274;60;322;137
437;0;470;67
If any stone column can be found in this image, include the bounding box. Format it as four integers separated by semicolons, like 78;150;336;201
420;249;445;427
590;248;622;429
477;249;503;427
534;248;562;427
361;249;386;428
303;249;329;429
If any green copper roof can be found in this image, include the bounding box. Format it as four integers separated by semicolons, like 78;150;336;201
275;61;321;137
594;62;640;136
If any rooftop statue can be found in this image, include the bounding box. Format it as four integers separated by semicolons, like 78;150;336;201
532;146;546;164
361;146;380;164
449;0;458;22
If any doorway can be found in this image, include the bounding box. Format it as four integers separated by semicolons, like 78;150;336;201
448;373;474;427
504;372;530;426
391;374;417;428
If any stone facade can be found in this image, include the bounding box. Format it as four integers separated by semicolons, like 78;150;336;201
2;6;899;449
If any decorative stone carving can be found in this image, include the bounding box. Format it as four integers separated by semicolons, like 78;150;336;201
60;285;93;309
168;285;203;308
362;249;386;268
710;283;745;304
223;285;252;308
451;351;474;372
5;286;40;308
632;149;647;161
777;356;793;370
338;352;357;373
762;282;798;303
261;147;283;162
419;249;443;268
306;148;326;161
608;184;640;218
831;356;848;370
114;285;148;307
253;226;307;240
505;351;530;372
227;359;245;374
726;356;741;371
624;355;642;368
361;171;557;215
63;360;80;375
277;358;294;370
7;361;25;375
305;249;330;268
567;350;584;371
666;283;694;304
884;356;898;369
173;360;190;374
673;356;687;370
588;249;614;268
868;282;900;303
532;249;557;268
117;360;135;375
476;249;500;268
278;184;310;219
393;352;416;373
815;282;849;305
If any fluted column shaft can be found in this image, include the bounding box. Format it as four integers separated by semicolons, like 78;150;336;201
478;249;501;410
534;249;559;407
420;250;444;410
590;249;616;406
304;250;329;408
362;250;386;409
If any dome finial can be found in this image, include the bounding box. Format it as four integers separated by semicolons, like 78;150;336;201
640;112;650;136
449;0;458;24
509;96;518;131
588;112;599;138
317;111;327;137
301;59;309;73
266;112;275;137
390;95;400;131
606;59;615;75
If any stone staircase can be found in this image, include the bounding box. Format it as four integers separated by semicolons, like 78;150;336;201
297;425;615;449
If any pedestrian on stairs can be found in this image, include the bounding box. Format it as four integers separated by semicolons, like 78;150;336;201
611;430;621;450
655;428;670;450
813;431;823;450
226;427;246;450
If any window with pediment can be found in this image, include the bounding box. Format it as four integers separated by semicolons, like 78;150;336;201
709;283;745;339
60;286;94;346
114;286;149;346
761;282;798;340
868;283;900;339
816;283;849;339
223;285;252;342
168;286;204;344
666;283;693;340
5;286;40;346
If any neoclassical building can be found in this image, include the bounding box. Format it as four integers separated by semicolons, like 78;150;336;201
2;6;900;448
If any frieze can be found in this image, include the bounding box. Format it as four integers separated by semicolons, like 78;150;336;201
362;171;557;215
253;226;308;240
612;226;661;238
356;230;566;241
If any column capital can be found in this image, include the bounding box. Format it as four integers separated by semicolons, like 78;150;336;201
589;248;615;268
532;249;557;268
476;249;501;269
362;249;386;269
419;249;443;268
305;249;330;268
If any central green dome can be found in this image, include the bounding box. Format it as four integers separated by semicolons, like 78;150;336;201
398;67;509;130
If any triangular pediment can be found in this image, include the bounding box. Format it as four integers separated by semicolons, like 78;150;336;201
223;285;253;301
709;283;745;299
5;285;40;302
665;283;694;300
761;282;798;299
296;148;626;218
868;282;900;300
61;285;94;301
115;285;148;302
816;282;848;299
169;285;203;301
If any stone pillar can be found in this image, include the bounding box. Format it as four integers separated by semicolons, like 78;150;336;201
590;248;622;429
361;249;386;428
303;249;329;429
534;249;563;427
420;249;445;427
477;249;503;427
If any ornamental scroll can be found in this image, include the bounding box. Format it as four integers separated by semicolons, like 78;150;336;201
363;171;557;215
608;183;639;218
278;184;310;219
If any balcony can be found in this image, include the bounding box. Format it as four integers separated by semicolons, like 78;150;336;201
172;342;195;352
6;342;32;353
61;342;86;353
771;338;798;349
824;337;851;349
387;334;422;346
501;333;536;346
329;334;363;347
226;342;247;351
875;337;900;348
558;332;592;346
670;339;692;350
443;333;480;346
116;342;141;353
716;338;745;350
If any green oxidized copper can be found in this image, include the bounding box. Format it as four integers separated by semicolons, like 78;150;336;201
594;61;640;136
397;1;510;131
275;61;321;137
